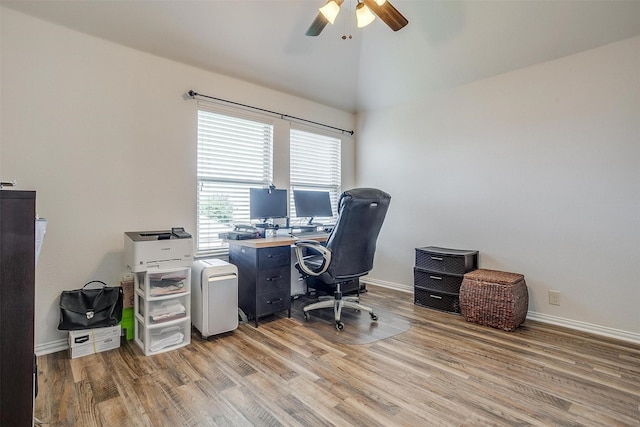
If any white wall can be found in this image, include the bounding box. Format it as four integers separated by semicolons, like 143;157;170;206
2;6;638;349
0;8;355;351
358;36;640;340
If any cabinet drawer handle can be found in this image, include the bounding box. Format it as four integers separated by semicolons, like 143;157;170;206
429;276;442;280
266;276;282;281
267;254;282;259
429;294;443;300
267;298;283;304
430;256;443;261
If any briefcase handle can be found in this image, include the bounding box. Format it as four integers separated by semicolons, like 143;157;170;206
83;280;109;289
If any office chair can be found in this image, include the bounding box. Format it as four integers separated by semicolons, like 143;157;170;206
294;188;391;330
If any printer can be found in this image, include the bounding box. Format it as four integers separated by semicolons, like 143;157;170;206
124;229;193;272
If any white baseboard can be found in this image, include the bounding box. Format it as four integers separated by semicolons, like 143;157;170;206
364;278;640;345
525;311;640;345
35;338;68;356
362;277;413;293
35;280;640;354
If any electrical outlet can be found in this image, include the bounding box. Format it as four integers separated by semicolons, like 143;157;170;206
549;290;561;306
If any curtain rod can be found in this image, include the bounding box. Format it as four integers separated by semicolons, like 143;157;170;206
188;90;354;136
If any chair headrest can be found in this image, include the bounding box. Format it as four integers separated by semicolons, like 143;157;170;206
338;188;391;213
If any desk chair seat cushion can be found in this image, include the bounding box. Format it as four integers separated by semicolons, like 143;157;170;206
306;275;360;296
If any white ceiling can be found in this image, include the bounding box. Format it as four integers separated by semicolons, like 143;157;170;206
3;0;640;113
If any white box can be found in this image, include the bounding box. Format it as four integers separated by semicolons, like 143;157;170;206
68;325;121;359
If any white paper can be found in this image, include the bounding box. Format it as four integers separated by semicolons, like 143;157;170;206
35;218;47;265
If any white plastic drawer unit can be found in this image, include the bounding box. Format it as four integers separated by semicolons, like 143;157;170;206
134;266;191;355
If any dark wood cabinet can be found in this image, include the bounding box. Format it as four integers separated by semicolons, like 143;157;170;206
0;190;36;426
229;244;291;327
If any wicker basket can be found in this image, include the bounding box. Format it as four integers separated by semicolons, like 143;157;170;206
459;269;528;331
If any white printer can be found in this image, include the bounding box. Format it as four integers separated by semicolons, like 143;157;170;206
124;229;193;272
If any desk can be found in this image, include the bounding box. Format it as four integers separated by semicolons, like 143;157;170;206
227;233;328;327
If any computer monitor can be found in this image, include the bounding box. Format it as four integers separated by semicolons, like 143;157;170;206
293;190;333;224
250;188;287;221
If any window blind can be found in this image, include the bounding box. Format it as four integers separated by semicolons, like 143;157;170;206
290;128;341;224
197;108;273;254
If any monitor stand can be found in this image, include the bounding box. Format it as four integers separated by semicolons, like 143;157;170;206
305;217;323;228
255;219;281;230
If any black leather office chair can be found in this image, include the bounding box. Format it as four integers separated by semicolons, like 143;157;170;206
294;188;391;330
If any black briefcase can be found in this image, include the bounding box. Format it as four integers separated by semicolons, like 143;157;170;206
58;280;123;331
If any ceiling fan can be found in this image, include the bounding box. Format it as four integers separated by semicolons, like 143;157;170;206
306;0;408;37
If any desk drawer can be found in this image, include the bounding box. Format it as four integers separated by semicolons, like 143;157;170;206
258;246;290;269
256;289;290;316
257;267;290;293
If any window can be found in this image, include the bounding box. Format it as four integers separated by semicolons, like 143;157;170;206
290;128;341;224
197;107;273;255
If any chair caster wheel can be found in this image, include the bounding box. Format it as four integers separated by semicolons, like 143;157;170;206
303;312;309;320
370;313;378;321
335;321;344;331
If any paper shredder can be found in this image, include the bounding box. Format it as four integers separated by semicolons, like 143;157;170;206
191;259;238;339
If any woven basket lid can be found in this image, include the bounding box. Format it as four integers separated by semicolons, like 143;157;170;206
464;269;524;285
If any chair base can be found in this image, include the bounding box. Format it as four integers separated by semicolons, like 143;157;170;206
303;294;378;330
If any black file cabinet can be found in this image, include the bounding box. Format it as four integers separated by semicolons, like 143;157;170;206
230;244;291;327
414;246;478;314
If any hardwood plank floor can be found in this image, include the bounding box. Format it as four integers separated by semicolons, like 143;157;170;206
35;285;640;426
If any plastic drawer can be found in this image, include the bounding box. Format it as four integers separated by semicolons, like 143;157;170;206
135;317;190;355
137;294;189;324
414;288;460;314
415;247;478;275
414;268;463;294
146;268;190;297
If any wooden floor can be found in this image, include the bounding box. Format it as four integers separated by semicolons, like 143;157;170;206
35;285;640;426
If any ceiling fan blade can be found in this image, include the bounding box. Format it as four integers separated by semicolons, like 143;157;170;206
306;12;329;36
306;0;345;36
362;0;408;32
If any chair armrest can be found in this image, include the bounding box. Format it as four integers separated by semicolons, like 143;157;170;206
294;240;332;277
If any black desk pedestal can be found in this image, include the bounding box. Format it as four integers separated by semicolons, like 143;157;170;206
230;244;291;327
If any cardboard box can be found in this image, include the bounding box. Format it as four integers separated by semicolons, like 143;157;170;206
68;325;121;359
120;277;134;309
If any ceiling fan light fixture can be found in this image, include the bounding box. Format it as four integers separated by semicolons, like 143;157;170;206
306;0;407;37
319;1;341;24
356;2;376;28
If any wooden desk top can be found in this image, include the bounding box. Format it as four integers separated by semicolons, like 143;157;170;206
225;233;328;249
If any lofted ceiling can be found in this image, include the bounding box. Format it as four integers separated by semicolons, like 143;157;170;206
2;0;640;113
